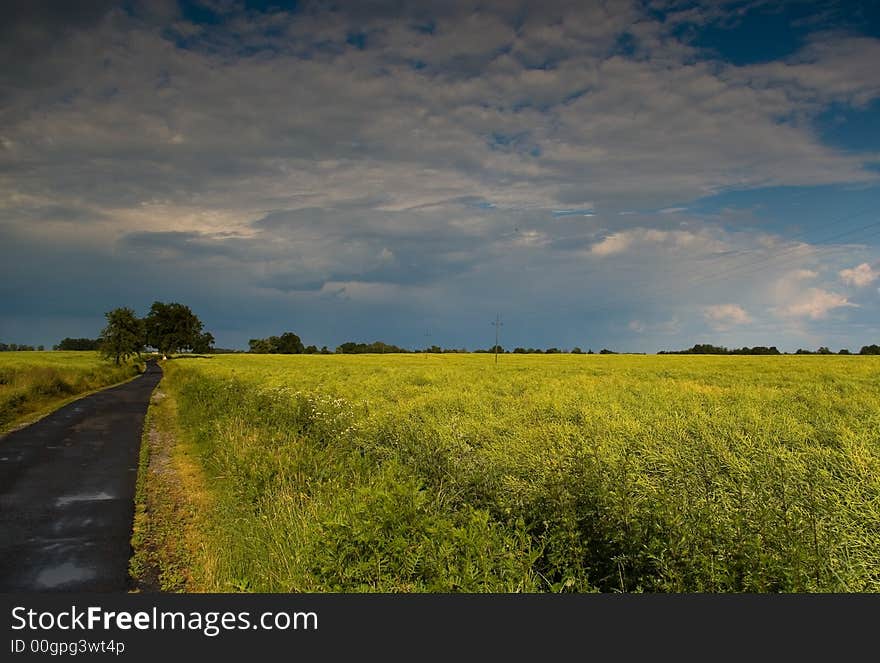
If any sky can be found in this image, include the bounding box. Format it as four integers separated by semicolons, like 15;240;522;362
2;0;880;352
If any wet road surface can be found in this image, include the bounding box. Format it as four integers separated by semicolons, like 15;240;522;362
0;361;162;591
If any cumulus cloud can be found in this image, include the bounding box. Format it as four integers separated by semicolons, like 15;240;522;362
589;228;724;256
775;288;857;320
839;263;879;287
703;304;752;330
590;232;638;256
792;269;819;281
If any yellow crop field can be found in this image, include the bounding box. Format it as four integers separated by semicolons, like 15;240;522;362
0;351;141;432
155;353;880;592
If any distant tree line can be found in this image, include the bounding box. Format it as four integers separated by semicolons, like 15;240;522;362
248;336;475;354
426;346;622;354
248;332;330;354
497;347;615;354
336;341;408;354
659;344;782;355
247;337;627;355
244;340;880;356
0;342;43;351
54;337;101;351
660;343;880;355
15;320;880;359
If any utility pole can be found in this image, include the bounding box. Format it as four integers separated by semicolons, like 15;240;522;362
491;313;503;365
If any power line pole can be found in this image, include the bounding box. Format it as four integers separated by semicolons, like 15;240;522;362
491;313;503;365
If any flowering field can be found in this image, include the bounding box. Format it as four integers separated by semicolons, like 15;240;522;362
154;353;880;592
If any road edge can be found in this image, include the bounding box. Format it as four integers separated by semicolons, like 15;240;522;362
129;366;215;592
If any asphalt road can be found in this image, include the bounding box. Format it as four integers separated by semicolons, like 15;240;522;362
0;361;162;591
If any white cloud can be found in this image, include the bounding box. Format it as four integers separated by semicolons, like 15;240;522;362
731;36;880;109
591;232;637;256
775;288;857;320
510;229;550;248
839;263;879;287
703;304;752;330
589;228;723;256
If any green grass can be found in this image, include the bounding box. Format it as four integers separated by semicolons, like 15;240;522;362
156;353;880;592
0;351;143;433
131;383;212;592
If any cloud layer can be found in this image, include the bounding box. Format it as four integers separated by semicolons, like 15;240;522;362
1;0;879;350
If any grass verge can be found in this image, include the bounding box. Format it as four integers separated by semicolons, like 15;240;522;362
129;375;215;592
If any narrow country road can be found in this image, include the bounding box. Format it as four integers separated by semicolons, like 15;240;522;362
0;361;162;591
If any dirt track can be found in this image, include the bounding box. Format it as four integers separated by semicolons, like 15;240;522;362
0;361;162;591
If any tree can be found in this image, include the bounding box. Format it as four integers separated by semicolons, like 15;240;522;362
0;343;35;351
274;332;305;354
99;307;145;365
248;332;305;354
55;337;100;351
249;338;271;353
191;331;215;354
859;344;880;355
336;340;409;354
144;301;204;358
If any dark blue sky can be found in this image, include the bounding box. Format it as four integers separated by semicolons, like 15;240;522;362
2;0;880;351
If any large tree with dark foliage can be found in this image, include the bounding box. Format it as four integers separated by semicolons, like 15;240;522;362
191;331;216;354
144;301;205;358
274;332;305;354
99;307;144;365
